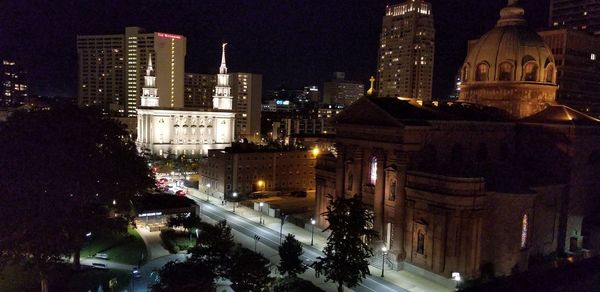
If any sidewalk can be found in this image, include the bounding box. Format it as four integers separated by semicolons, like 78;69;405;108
137;227;170;260
187;188;452;292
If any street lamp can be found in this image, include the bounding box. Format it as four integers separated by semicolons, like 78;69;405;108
381;246;388;277
257;180;265;191
232;192;238;213
310;218;316;246
206;183;211;202
259;202;264;224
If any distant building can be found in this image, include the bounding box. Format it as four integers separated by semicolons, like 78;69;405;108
322;72;364;106
136;44;235;157
304;85;320;103
201;144;317;198
1;60;28;107
184;73;215;108
377;0;434;100
77;27;186;116
550;0;600;35
230;72;262;141
538;29;600;117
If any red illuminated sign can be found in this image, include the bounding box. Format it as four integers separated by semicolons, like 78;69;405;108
157;32;182;40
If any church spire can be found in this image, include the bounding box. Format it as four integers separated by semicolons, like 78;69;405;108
146;53;154;76
220;43;228;74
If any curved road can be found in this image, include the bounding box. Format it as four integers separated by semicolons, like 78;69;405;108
188;196;407;292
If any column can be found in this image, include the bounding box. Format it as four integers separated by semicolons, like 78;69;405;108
373;149;386;235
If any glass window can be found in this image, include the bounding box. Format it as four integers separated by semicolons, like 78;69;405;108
389;180;396;201
498;62;513;81
347;173;353;191
523;62;538;81
417;230;425;254
521;214;528;248
545;64;555;83
475;63;489;81
370;156;378;185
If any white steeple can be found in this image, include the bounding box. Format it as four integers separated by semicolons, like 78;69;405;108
213;43;233;110
141;54;159;107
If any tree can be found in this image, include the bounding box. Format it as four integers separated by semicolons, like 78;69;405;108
273;276;325;292
230;247;274;292
167;214;201;232
0;106;154;290
312;194;378;292
189;220;234;278
153;260;215;292
278;233;307;277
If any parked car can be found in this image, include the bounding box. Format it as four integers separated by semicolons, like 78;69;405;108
176;190;186;196
92;263;108;270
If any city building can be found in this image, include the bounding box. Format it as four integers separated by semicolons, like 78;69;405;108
322;72;365;106
316;1;600;285
377;0;434;100
136;44;235;157
184;73;216;108
230;72;262;141
1;60;28;107
77;27;186;116
200;143;317;199
549;0;600;35
538;29;600;117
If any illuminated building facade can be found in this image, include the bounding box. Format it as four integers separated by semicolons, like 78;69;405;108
77;27;186;116
1;60;28;107
322;72;365;106
230;72;262;141
184;73;216;108
137;44;235;157
317;1;600;285
377;0;434;100
550;0;600;35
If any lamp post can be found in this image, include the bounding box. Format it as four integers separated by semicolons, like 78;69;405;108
206;183;211;202
259;202;264;224
310;218;316;246
232;192;238;213
381;246;388;277
254;235;261;252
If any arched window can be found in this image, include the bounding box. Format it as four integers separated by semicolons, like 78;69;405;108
545;64;555;83
347;173;353;191
369;156;378;186
462;64;470;82
521;213;528;248
475;63;490;81
498;62;513;81
523;62;538;81
417;230;425;254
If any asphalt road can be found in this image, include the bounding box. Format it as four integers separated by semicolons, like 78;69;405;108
188;196;407;292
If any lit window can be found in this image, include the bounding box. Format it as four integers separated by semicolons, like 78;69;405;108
475;63;489;81
523;62;538;81
370;156;378;185
591;53;596;61
521;214;528;248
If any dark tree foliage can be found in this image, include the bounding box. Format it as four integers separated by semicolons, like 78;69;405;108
0;106;153;290
278;233;307;277
273;276;326;292
189;220;234;278
167;214;202;232
312;194;378;292
230;247;274;292
152;260;215;292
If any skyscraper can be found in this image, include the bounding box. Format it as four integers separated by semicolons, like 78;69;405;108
377;0;434;100
322;72;365;106
184;73;216;108
77;27;186;116
549;0;600;35
230;72;262;141
1;60;28;107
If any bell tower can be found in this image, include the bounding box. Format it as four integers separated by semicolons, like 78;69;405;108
213;43;233;110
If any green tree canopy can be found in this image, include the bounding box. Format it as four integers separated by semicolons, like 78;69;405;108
0;106;153;290
230;247;274;292
278;233;307;277
312;194;378;292
189;220;234;278
153;260;215;292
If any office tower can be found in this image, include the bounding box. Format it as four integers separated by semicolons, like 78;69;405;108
550;0;600;35
230;72;263;141
377;0;434;100
539;29;600;116
77;27;186;116
184;73;216;108
1;60;28;107
322;72;365;106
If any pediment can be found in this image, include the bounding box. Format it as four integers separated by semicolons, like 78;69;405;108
335;97;402;127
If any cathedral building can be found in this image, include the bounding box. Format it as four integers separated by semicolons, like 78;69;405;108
136;44;235;157
316;0;600;284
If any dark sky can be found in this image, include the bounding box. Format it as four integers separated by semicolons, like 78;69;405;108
0;0;549;99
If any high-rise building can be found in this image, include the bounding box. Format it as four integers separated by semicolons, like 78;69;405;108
322;72;364;106
230;72;262;141
377;0;434;100
77;27;186;116
549;0;600;35
184;73;216;108
1;60;28;107
539;29;600;116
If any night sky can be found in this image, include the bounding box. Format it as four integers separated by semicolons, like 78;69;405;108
0;0;549;99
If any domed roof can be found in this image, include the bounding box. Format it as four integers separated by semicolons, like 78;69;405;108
461;2;556;84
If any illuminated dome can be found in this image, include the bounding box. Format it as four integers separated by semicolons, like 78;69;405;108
459;1;557;118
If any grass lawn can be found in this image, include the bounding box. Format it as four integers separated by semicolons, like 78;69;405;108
81;225;148;266
160;229;196;253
